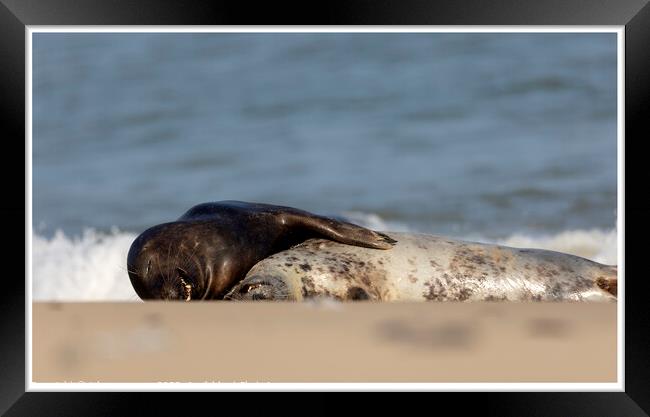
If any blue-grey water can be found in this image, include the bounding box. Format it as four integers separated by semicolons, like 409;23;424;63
33;33;617;240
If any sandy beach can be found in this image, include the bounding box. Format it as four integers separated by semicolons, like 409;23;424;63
32;301;617;383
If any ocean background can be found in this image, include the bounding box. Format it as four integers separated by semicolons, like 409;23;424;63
32;33;618;301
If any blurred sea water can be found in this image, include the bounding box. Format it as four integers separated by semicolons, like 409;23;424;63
31;33;618;300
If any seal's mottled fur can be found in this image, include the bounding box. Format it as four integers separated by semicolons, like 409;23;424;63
226;232;617;302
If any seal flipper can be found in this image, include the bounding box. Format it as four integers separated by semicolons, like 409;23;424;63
176;200;396;249
285;213;397;250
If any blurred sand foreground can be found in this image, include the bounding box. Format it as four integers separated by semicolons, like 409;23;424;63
33;301;616;383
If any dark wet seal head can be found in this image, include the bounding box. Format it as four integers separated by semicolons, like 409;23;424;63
127;222;216;301
225;276;292;301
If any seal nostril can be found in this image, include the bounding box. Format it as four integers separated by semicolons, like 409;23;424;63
347;286;370;300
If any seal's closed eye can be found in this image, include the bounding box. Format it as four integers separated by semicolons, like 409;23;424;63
236;282;274;300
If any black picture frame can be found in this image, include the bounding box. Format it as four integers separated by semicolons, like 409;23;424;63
3;0;648;415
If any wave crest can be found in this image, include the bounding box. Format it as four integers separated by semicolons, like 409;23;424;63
32;228;139;301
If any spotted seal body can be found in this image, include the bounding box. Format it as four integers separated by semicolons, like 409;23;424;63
126;201;396;301
226;232;617;302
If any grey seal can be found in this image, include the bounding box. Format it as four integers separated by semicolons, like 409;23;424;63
226;232;617;302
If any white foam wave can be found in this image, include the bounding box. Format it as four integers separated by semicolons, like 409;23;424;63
31;218;618;301
32;228;140;301
339;211;413;232
496;229;618;265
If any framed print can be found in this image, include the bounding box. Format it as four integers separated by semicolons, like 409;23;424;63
2;0;649;415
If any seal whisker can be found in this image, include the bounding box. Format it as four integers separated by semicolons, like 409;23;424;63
154;253;168;285
118;264;139;276
178;241;202;274
178;244;208;297
172;241;182;281
223;292;241;301
165;241;174;283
